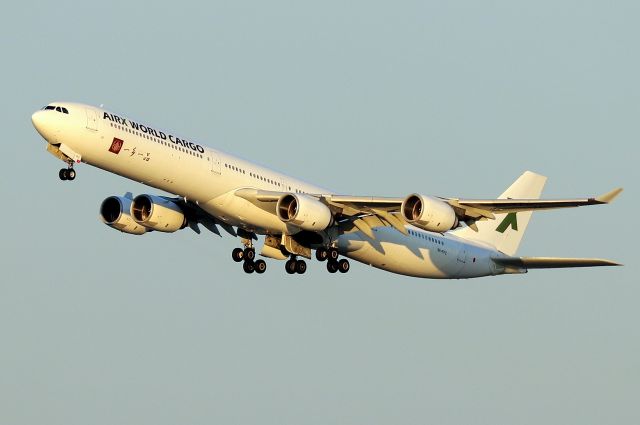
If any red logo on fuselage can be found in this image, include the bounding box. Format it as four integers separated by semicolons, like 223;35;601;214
109;138;124;154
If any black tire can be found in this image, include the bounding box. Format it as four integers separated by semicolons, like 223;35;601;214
254;259;267;274
328;248;339;261
59;169;68;180
67;169;76;180
232;248;244;262
243;261;255;274
315;248;328;262
327;261;338;273
295;260;307;274
338;259;350;273
244;248;256;261
285;260;297;274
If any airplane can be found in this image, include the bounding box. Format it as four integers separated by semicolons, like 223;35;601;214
31;102;622;279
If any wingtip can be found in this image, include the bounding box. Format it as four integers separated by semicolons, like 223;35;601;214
596;187;623;203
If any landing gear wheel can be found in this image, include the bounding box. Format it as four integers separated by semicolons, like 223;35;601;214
328;248;339;261
254;259;267;274
243;261;255;274
338;259;350;273
285;260;297;274
327;261;338;273
59;169;68;180
244;247;256;261
316;248;328;262
295;260;307;274
67;169;76;180
232;248;244;262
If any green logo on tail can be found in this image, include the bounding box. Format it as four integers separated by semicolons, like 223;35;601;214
496;212;518;233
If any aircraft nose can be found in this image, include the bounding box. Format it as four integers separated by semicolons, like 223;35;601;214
31;111;46;134
31;110;56;141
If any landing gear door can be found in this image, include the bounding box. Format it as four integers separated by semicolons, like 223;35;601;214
85;108;98;131
208;150;221;174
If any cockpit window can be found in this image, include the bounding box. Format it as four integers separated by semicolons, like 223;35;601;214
43;105;69;114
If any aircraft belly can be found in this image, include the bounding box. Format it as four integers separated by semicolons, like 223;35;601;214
201;195;289;234
339;228;456;279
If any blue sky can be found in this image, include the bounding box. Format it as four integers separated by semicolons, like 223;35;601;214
1;1;638;424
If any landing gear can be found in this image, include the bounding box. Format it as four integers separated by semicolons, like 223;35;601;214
234;244;266;274
316;247;329;261
285;257;307;275
232;247;244;262
316;246;349;274
59;161;76;181
254;259;267;274
244;247;256;261
58;168;76;181
327;261;338;273
243;260;255;274
338;258;350;273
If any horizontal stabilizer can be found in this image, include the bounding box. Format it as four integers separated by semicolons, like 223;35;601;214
493;256;622;269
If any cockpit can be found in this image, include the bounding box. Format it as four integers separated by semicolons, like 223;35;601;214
42;105;69;114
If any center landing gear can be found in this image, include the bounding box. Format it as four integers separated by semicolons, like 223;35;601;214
285;257;307;274
316;247;350;274
233;246;266;274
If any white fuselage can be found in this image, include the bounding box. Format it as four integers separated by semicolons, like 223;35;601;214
32;102;506;279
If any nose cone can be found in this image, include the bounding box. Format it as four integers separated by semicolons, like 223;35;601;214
31;110;56;142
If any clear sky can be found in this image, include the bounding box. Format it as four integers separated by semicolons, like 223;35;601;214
1;1;638;424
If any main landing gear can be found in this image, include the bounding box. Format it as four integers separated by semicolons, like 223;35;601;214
231;244;349;276
232;246;266;274
59;161;76;181
315;247;350;274
285;257;307;274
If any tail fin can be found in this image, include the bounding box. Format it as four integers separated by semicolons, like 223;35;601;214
452;171;547;255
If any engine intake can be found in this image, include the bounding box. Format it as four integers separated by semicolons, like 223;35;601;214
401;194;458;232
276;194;333;232
131;194;187;233
100;196;149;235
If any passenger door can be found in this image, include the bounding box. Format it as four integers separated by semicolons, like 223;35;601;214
85;108;98;131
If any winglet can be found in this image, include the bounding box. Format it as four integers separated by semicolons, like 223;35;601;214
596;187;623;203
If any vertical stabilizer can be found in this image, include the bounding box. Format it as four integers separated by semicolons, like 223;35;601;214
452;171;547;256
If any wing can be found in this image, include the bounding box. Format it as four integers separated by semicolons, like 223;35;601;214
493;256;622;270
233;187;623;236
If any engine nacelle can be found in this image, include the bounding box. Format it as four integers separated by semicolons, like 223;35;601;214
276;194;333;232
100;196;149;235
401;194;458;232
130;194;187;233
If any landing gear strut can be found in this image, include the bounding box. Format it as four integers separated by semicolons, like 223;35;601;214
59;161;76;181
316;247;350;274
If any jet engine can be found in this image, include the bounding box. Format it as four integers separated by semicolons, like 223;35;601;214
401;194;458;232
276;194;333;232
100;196;149;235
131;194;187;233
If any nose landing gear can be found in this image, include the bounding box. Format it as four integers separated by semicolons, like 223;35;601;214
58;161;76;181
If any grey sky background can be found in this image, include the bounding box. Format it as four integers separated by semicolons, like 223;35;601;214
1;1;638;424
